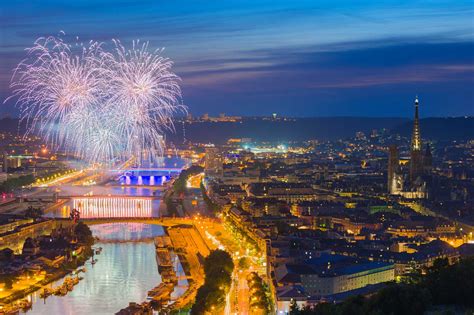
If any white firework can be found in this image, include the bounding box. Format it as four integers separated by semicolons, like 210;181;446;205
8;35;105;149
6;34;184;166
103;40;183;161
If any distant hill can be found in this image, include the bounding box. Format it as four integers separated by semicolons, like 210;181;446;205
392;117;474;141
0;118;25;134
169;117;474;144
168;117;409;144
0;116;472;144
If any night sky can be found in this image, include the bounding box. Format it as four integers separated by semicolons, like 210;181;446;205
1;0;473;117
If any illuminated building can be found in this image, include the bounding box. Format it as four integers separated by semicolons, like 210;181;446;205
410;96;424;182
387;145;402;194
204;147;223;177
274;254;394;312
387;97;432;199
247;183;318;203
2;154;22;171
409;96;433;183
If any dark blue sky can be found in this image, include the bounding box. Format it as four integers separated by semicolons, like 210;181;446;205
1;0;473;117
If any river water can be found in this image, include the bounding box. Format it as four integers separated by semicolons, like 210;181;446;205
26;223;183;315
24;157;189;313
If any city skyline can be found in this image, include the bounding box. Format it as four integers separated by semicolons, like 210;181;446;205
1;1;473;117
0;3;473;314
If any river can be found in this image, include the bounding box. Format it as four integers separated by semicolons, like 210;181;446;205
25;223;184;315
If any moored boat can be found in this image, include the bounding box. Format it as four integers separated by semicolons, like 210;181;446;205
39;288;53;299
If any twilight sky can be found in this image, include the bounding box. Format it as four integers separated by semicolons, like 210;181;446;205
1;0;473;117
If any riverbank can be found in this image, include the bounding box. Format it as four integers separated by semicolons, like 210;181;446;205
120;223;210;313
0;245;93;306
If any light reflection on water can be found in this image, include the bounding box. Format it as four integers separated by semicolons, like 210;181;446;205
27;223;184;315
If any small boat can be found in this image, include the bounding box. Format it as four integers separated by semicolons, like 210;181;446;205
91;259;97;265
39;288;53;299
1;304;20;315
54;285;68;296
18;299;32;311
63;277;75;290
59;286;68;296
66;282;74;291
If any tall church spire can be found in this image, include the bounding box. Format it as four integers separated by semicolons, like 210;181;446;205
410;96;423;182
411;96;421;151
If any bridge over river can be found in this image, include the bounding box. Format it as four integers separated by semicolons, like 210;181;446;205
77;217;197;226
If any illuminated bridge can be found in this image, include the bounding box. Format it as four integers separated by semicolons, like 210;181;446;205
47;195;162;219
72;197;156;219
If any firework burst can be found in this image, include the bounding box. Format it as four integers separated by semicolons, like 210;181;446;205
6;34;184;166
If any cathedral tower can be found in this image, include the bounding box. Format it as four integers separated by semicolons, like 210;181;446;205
410;96;424;182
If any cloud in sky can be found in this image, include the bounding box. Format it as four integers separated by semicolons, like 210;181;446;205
1;0;473;117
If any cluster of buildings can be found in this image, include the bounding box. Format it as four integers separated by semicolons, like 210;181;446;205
0;215;85;295
0;129;67;188
184;113;242;123
195;98;474;313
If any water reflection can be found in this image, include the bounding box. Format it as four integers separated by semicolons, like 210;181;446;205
93;223;165;242
27;223;182;315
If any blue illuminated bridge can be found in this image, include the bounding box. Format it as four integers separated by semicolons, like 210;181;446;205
114;166;184;186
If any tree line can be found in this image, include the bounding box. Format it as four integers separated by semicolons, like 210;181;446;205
0;174;34;193
191;249;234;314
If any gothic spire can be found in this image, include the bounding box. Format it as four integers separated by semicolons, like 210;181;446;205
411;96;421;151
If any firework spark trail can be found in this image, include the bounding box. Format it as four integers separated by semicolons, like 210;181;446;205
102;39;184;162
6;34;184;166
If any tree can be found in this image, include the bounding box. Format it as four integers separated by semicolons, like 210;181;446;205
74;222;94;244
204;249;234;278
423;257;474;307
366;284;431;315
0;248;14;262
275;221;296;235
289;299;300;315
200;182;219;213
248;272;271;313
0;174;34;193
238;257;250;270
174;165;204;195
430;257;449;272
3;274;17;290
191;249;234;314
165;195;179;217
24;206;43;218
337;295;366;315
309;303;337;315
